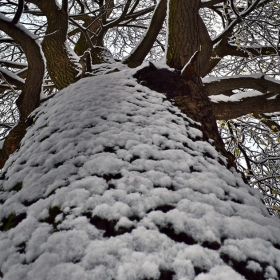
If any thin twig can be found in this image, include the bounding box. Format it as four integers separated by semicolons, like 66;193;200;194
0;72;20;95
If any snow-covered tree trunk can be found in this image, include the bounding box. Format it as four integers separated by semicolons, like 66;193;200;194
0;66;280;280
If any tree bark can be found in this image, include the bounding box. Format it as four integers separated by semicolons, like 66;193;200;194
0;121;29;168
165;0;234;166
0;15;45;168
1;69;280;279
29;0;79;89
134;64;236;167
166;0;200;70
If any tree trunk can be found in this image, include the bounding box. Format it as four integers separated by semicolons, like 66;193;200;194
0;69;279;280
166;0;200;70
165;0;234;166
166;0;213;77
134;63;236;167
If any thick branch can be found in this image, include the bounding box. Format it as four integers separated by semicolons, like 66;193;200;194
211;93;280;120
12;0;24;24
204;74;280;96
28;0;79;89
0;14;44;119
0;13;45;168
204;75;280;119
223;43;279;57
200;0;224;8
198;15;213;77
123;0;167;68
202;39;277;77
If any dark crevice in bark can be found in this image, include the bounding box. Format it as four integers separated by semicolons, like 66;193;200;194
159;224;196;245
194;266;208;275
16;241;26;254
89;216;134;237
22;199;39;207
201;240;221;250
9;182;23;192
40;206;64;230
220;253;275;280
158;270;176;280
147;205;176;214
0;212;26;232
103;173;122;182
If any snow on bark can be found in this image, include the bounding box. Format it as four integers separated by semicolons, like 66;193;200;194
0;65;280;280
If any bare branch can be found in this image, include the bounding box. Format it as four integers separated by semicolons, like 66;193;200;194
103;0;133;29
204;74;280;96
211;93;280;120
0;59;28;69
0;38;14;43
200;0;224;9
0;68;24;90
12;0;24;24
75;0;85;14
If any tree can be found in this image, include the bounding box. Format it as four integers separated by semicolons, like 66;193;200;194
0;0;280;279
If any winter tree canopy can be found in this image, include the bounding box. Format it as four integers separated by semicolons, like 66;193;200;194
0;0;280;279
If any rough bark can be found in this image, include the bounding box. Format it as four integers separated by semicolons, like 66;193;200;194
1;69;280;280
197;15;213;77
0;15;45;168
165;0;234;166
204;74;280;119
211;94;280;120
0;121;29;168
205;74;280;96
28;0;79;89
166;0;200;71
134;64;236;167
